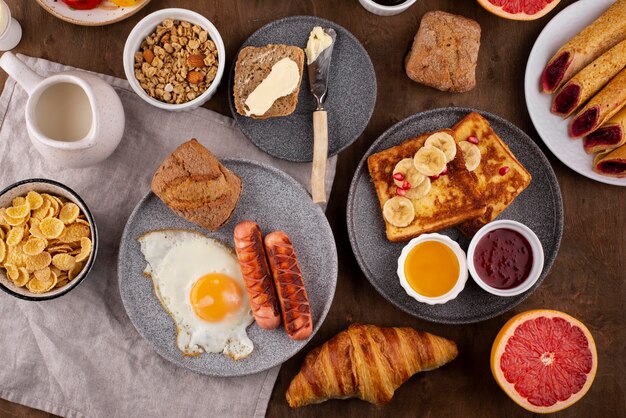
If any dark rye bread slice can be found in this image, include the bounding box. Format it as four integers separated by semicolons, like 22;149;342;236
233;44;305;119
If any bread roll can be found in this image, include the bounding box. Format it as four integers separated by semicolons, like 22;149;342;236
151;139;242;231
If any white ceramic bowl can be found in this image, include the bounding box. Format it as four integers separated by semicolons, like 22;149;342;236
123;8;225;111
467;220;544;297
0;179;98;301
397;233;468;305
358;0;417;16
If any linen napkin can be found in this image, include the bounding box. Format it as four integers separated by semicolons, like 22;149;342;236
0;54;337;418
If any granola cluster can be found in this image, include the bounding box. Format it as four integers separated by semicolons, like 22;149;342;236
134;19;219;105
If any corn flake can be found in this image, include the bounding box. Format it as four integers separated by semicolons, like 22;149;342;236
26;270;57;293
2;211;26;226
40;217;65;239
25;251;51;273
32;199;51;220
59;203;80;224
0;240;5;263
5;263;18;282
52;253;76;271
11;197;26;207
26;191;44;210
43;194;60;216
5;243;25;267
6;203;30;219
23;237;47;256
58;223;90;243
15;267;30;287
69;261;84;281
6;226;24;246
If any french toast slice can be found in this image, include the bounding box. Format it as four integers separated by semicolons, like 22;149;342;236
368;129;486;242
452;112;532;236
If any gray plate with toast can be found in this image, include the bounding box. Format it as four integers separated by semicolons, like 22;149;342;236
228;16;377;162
118;159;338;376
347;107;563;324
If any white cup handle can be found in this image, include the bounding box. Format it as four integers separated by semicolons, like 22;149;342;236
0;51;43;95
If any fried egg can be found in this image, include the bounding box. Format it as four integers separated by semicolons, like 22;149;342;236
138;230;254;360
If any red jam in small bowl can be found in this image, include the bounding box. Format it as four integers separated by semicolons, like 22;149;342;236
473;228;533;290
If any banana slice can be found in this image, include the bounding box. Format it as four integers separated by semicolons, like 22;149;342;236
413;146;447;177
424;132;457;162
393;158;425;189
458;141;481;171
383;196;415;228
406;176;431;199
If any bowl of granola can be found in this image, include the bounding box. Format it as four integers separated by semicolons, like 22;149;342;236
123;8;225;111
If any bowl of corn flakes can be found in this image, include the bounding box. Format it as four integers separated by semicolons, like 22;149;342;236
0;179;97;300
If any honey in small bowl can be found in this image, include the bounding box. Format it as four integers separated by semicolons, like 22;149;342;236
404;240;460;297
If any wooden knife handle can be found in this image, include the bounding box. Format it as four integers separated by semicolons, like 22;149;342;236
311;110;328;204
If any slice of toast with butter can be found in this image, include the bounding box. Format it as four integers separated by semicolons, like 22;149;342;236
233;44;305;119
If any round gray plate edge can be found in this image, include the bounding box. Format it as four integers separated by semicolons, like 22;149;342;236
227;15;377;162
346;107;564;324
117;158;338;376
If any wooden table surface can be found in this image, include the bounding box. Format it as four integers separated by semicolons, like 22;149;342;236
1;0;624;417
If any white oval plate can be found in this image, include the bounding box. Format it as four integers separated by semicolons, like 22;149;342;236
524;0;625;186
36;0;151;26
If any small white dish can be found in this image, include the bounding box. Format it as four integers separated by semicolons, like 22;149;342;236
123;8;225;112
358;0;416;16
467;220;544;297
524;0;625;186
397;233;468;305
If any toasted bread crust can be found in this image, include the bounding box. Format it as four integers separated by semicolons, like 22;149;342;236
233;44;305;119
452;113;532;236
151;139;242;231
368;129;486;242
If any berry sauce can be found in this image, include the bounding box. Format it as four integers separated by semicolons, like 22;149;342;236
473;228;533;289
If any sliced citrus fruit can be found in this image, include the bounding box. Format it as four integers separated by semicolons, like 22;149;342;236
491;309;597;413
477;0;561;21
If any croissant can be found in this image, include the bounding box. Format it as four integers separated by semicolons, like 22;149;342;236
286;323;458;407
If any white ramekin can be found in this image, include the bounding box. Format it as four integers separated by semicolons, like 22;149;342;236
123;8;225;111
467;220;545;297
358;0;417;16
397;233;468;305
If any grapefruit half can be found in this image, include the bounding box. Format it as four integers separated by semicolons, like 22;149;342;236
491;309;597;414
477;0;561;21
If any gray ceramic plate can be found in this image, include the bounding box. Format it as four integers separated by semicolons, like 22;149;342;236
347;108;563;324
118;159;338;376
228;16;377;162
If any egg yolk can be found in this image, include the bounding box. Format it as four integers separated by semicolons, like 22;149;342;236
190;273;243;322
404;241;459;298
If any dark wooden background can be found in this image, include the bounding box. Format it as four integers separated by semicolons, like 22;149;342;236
1;1;624;417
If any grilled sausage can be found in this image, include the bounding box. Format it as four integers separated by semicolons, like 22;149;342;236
264;231;312;340
233;221;281;330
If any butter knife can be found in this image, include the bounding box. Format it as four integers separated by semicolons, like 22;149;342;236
307;28;336;204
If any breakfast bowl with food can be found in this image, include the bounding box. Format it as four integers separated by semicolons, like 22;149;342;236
0;179;97;301
467;220;544;297
123;8;225;111
397;233;468;305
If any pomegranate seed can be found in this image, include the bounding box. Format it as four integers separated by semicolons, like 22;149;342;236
396;187;407;196
499;166;510;175
430;174;440;180
440;165;448;175
468;136;479;144
402;180;411;190
393;172;405;181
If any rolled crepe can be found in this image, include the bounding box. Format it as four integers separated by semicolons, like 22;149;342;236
593;143;626;178
541;0;626;93
583;106;626;154
569;68;626;138
552;39;626;117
